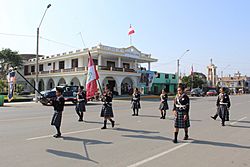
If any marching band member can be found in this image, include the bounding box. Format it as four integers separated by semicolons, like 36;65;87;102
159;88;169;119
50;87;65;138
211;87;231;126
172;85;190;143
75;86;87;122
100;85;115;129
131;88;141;116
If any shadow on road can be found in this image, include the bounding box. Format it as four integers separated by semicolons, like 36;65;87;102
46;137;113;163
122;134;172;141
228;125;250;129
192;139;250;149
114;127;159;134
62;136;113;145
46;149;98;163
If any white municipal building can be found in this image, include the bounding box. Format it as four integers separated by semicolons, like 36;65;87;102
21;44;157;95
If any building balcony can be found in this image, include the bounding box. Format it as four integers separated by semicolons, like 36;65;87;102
24;66;136;76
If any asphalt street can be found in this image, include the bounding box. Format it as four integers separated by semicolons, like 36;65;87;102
0;95;250;167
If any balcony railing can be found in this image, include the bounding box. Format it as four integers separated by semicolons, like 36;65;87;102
25;66;136;76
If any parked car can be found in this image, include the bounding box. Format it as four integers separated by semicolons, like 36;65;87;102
39;85;79;105
206;90;217;96
190;88;205;97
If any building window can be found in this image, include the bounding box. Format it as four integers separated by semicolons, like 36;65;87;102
48;63;51;66
59;61;65;69
71;59;78;68
165;74;169;79
107;61;115;68
24;65;29;75
156;73;160;78
172;75;176;79
39;64;43;72
93;59;98;65
31;66;35;72
123;63;130;69
53;62;55;70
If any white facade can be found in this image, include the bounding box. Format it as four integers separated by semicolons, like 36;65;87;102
20;44;157;95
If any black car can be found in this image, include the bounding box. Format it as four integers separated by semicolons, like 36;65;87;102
190;88;205;97
39;86;78;105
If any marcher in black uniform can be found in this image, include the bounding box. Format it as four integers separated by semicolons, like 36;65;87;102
172;85;190;143
100;85;115;129
131;88;141;116
159;88;169;119
75;86;87;122
50;87;65;138
211;87;231;126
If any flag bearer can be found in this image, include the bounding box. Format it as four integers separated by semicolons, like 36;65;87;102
100;85;115;129
159;88;169;119
211;87;231;126
131;88;141;116
50;87;65;138
172;85;190;143
75;86;87;122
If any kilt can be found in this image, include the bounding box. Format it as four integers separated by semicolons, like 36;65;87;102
174;110;190;128
100;103;114;117
131;101;141;110
51;110;63;127
159;102;169;111
218;105;229;121
75;101;86;112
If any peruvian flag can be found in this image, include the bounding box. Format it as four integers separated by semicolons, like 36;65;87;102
86;51;99;99
128;24;135;35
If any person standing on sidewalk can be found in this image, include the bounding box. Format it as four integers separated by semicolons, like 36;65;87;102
211;87;231;126
100;85;115;129
131;88;141;116
75;86;87;122
159;88;169;119
50;87;65;138
172;85;190;143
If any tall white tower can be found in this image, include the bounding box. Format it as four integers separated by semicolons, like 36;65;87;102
207;59;217;87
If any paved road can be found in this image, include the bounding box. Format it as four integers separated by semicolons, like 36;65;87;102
0;95;250;167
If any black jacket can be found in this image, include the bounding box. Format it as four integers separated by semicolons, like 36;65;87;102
52;95;65;112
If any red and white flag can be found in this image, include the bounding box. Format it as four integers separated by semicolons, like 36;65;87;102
128;24;135;35
86;51;99;99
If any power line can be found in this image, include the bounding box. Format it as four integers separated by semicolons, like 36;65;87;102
0;32;80;49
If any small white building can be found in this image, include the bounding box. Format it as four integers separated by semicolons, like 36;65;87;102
21;44;157;95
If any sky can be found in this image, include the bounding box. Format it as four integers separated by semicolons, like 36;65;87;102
0;0;250;76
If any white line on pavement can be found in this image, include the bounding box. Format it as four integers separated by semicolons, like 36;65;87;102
230;117;247;125
127;142;191;167
26;128;100;141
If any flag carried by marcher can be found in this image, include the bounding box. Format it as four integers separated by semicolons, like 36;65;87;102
128;24;135;35
86;51;99;99
7;67;16;102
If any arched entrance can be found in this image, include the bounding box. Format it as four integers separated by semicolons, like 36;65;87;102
121;77;134;94
102;77;117;93
38;79;45;91
70;77;81;86
58;78;66;86
47;78;55;90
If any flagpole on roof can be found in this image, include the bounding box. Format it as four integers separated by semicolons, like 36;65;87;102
78;32;103;97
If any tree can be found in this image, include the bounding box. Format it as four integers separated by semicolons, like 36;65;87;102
0;48;23;79
181;75;205;89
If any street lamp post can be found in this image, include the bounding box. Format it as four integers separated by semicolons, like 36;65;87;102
35;4;51;102
177;49;190;84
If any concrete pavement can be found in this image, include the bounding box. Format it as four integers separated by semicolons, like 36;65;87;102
0;95;249;167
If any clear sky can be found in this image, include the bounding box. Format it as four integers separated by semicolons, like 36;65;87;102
0;0;249;76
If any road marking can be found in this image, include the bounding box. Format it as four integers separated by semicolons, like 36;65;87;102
230;117;247;125
26;128;100;141
127;142;191;167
